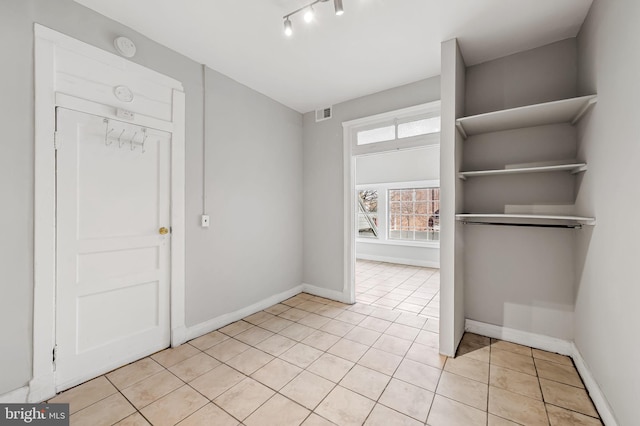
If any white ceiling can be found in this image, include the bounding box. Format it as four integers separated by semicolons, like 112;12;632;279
73;0;593;113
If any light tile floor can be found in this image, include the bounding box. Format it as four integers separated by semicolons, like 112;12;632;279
49;289;601;425
355;260;439;318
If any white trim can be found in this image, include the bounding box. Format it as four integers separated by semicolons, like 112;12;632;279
169;89;187;347
302;283;353;304
34;25;182;89
184;284;352;345
32;24;185;402
345;101;441;156
356;238;440;249
344;103;441;310
55;93;175;133
463;320;619;425
343;125;357;305
185;285;304;341
571;343;619;426
356;254;439;269
355;179;440;191
0;387;29;404
464;319;573;355
353;133;439;156
342;101;441;128
355;180;441;249
31;27;57;404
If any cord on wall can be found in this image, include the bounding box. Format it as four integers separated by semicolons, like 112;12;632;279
201;64;210;228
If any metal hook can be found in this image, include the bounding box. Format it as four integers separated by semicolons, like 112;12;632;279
104;119;114;146
140;129;147;153
130;132;138;151
118;129;126;148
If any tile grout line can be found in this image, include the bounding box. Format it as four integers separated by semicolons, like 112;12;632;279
486;338;492;426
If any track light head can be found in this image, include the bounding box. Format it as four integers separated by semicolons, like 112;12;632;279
334;0;344;15
284;18;293;36
304;6;314;23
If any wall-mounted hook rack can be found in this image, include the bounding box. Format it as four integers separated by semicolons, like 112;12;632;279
129;132;138;151
117;129;126;148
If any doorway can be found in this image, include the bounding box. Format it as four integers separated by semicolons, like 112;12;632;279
32;25;186;401
342;101;441;313
54;108;172;390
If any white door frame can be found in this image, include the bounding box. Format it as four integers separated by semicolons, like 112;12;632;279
30;25;186;402
342;102;441;308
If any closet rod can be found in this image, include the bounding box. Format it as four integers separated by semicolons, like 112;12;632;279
461;222;582;229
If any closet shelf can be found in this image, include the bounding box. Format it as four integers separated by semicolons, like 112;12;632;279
456;214;596;227
458;163;587;180
456;95;597;138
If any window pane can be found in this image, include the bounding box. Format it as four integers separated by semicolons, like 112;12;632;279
358;190;377;213
415;203;428;214
388;187;440;242
357;125;395;145
358;190;378;238
389;201;400;214
397;117;441;138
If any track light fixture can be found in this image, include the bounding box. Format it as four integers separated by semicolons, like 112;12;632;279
284;18;293;36
283;0;345;37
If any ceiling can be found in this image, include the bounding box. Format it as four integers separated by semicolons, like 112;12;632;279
73;0;593;113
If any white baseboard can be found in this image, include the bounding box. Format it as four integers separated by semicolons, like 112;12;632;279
171;325;188;347
184;285;303;341
0;386;29;403
464;320;618;425
301;283;352;304
464;319;573;356
27;374;56;403
356;254;439;269
571;343;618;426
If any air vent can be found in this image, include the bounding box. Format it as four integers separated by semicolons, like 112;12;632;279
315;106;333;122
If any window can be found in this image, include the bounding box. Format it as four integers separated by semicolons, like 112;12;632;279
357;126;395;145
397;117;440;139
358;190;378;238
388;188;439;242
356;116;440;146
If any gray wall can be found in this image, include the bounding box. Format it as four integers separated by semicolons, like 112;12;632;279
1;0;302;396
465;38;577;116
189;68;303;326
463;39;579;340
302;77;440;292
575;0;640;423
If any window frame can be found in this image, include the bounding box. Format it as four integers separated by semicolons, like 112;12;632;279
357;189;379;239
355;180;440;248
348;102;441;156
387;186;440;243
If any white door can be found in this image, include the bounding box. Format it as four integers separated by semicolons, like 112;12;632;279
55;108;171;391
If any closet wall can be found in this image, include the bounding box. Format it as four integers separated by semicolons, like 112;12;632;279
462;39;581;340
574;0;640;423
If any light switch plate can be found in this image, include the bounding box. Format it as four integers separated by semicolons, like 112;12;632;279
201;214;210;228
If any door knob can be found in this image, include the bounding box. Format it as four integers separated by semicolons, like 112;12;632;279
159;227;169;235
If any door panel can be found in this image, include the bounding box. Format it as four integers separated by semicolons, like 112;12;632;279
55;108;171;391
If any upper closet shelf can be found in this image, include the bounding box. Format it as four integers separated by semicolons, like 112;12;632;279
456;95;597;138
458;163;587;180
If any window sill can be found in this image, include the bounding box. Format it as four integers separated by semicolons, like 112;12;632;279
356;238;440;249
